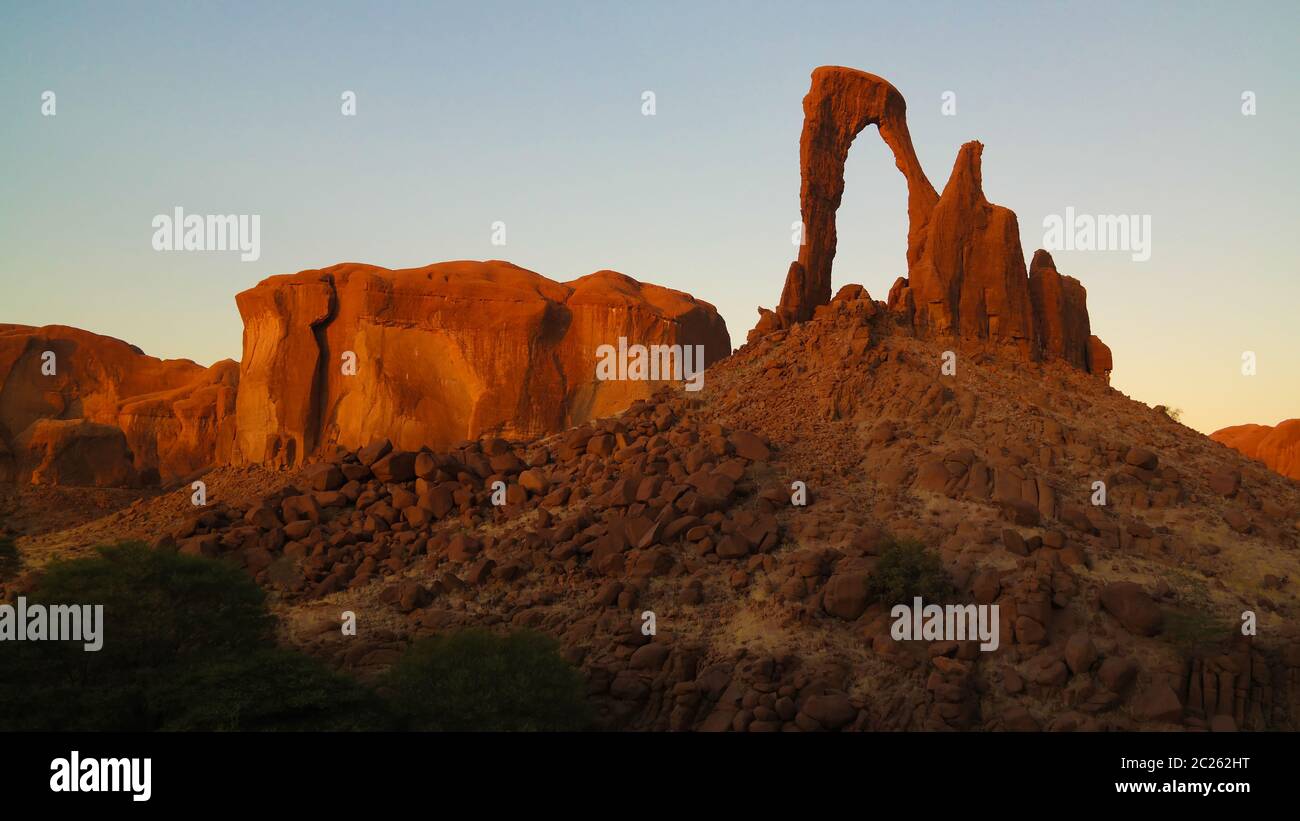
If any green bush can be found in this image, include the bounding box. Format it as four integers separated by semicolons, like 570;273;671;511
1163;608;1232;654
865;540;955;606
385;628;591;731
148;649;387;731
0;543;594;732
0;542;384;731
32;541;273;662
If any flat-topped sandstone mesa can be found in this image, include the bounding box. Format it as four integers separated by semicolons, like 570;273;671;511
232;260;731;467
0;324;237;485
761;66;1110;379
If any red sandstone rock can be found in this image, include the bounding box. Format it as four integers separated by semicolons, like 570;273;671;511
908;141;1036;353
1211;420;1300;481
233;261;730;467
1028;250;1092;371
0;324;237;485
1088;335;1113;382
1100;582;1164;636
762;66;1111;378
777;66;936;324
13;419;138;487
17;298;1300;732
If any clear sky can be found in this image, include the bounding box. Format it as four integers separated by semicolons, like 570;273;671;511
2;0;1297;435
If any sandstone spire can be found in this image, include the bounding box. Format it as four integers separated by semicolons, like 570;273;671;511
1028;249;1092;371
906;140;1036;355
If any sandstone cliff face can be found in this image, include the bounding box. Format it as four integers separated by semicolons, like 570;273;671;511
763;66;1110;378
233;260;731;467
14;419;138;487
0;324;237;485
1211;420;1300;481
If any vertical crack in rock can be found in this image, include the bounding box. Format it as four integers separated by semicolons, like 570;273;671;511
306;273;340;462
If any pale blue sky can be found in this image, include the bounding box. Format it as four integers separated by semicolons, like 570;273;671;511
2;0;1297;434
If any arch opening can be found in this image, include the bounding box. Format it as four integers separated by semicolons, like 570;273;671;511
833;126;911;302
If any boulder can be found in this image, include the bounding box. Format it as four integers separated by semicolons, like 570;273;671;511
13;419;138;487
1124;447;1159;471
1064;632;1098;675
801;693;857;730
1131;681;1183;723
822;572;871;620
1099;582;1164;636
372;450;418;483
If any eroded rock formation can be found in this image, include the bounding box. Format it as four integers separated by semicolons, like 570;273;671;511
777;67;936;325
1088;336;1112;382
1212;420;1300;480
1029;249;1094;371
233;260;731;467
762;66;1110;378
14;419;138;487
0;324;237;485
902;141;1036;355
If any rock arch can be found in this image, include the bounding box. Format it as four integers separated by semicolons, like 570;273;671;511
777;66;937;324
762;65;1109;379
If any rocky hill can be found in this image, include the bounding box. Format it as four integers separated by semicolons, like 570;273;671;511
10;294;1298;731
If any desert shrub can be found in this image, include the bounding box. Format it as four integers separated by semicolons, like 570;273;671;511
865;540;955;606
31;541;273;662
1163;607;1233;653
385;628;591;731
147;649;387;731
0;542;383;731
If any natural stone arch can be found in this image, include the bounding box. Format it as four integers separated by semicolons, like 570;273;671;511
755;65;1109;380
777;66;937;324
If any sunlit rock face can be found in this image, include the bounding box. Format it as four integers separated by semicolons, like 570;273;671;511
233;260;730;466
